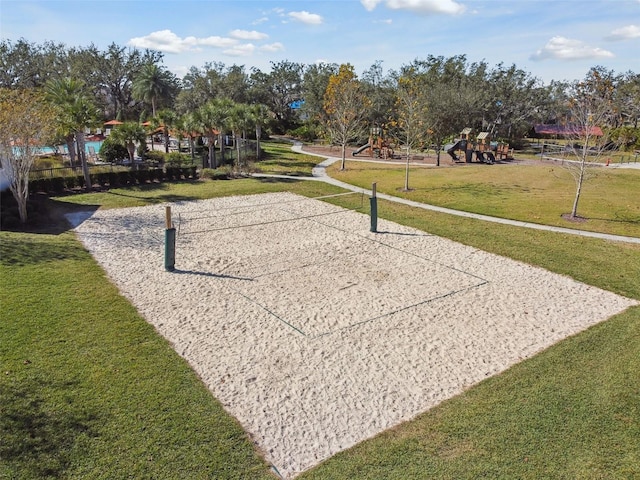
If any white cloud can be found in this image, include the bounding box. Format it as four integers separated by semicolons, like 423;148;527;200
288;11;324;25
229;29;269;41
605;24;640;41
260;42;285;53
530;36;615;61
197;36;238;48
361;0;465;15
128;29;237;53
361;0;383;11
223;43;256;57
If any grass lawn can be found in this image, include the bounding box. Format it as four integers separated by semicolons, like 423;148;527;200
2;148;639;478
252;140;318;176
327;160;640;238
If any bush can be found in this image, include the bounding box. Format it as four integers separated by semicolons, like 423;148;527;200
201;166;232;180
166;152;190;166
65;175;77;189
145;150;165;165
99;137;129;163
288;125;318;142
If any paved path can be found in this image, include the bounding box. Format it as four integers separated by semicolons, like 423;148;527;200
253;142;640;245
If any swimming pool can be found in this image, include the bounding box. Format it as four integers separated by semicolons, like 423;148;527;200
38;141;103;155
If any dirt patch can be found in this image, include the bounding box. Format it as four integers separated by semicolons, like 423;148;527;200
561;213;588;223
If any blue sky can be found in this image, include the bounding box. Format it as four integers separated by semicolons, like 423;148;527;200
1;0;639;84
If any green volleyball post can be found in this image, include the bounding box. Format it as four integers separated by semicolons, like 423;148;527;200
164;206;176;271
370;182;378;233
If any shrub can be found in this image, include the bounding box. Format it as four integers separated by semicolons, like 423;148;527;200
99;137;129;163
52;177;66;193
145;150;165;165
201;166;232;180
288;125;318;142
166;152;190;166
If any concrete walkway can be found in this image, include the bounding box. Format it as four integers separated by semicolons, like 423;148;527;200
254;142;640;245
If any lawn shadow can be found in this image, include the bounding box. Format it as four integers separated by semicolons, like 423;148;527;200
0;378;100;478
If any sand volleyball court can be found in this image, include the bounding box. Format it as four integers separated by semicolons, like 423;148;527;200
72;192;637;478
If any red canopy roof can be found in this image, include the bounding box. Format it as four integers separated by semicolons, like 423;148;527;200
534;124;603;136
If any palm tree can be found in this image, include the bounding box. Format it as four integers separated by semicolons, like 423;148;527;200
45;77;100;189
228;103;252;171
249;103;270;160
132;63;175;117
193;99;233;168
179;112;200;162
152;109;177;153
109;122;147;165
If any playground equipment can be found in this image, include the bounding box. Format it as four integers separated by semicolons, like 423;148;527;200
445;128;496;164
353;126;394;159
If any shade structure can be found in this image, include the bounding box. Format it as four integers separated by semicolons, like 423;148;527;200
534;124;603;136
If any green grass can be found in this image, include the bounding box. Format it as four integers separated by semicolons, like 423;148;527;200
253;140;318;176
0;231;274;479
328;161;640;237
2;147;640;478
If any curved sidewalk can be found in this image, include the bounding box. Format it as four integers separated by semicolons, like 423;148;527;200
256;142;640;245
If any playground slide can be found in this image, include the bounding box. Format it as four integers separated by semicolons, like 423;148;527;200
446;139;466;161
352;143;370;156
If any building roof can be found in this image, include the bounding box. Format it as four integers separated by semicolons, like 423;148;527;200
533;124;604;136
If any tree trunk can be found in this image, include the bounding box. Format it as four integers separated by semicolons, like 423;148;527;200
164;128;170;154
234;131;241;171
65;136;76;168
218;133;225;164
404;147;410;191
189;136;196;162
571;159;586;218
255;125;262;160
76;131;91;190
12;168;29;223
340;143;346;170
208;139;216;168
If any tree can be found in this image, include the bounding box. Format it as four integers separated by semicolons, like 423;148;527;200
108;122;147;164
251;60;304;133
485;63;545;140
615;71;640;128
193;99;232;168
0;39;68;89
394;72;429;190
228;103;252;172
249;103;270;160
301;62;338;128
95;43;163;120
0;89;56;222
45;77;100;189
180;112;201;162
361;60;397;128
132;62;177;117
151;108;177;153
323;64;370;170
403;56;477;166
564;69;619;219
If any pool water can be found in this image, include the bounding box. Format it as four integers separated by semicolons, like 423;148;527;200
39;141;103;155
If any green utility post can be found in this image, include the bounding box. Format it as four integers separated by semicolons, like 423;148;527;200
370;182;378;233
164;206;176;271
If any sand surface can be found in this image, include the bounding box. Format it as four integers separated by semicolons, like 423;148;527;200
71;192;637;478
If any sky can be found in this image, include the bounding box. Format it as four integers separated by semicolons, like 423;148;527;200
1;0;639;85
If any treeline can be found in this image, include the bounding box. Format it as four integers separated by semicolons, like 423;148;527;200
1;38;639;145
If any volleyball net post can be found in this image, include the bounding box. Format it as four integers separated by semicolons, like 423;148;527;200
370;182;378;233
164;206;176;271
